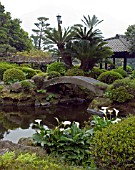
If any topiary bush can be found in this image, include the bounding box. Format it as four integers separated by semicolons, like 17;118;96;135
46;71;61;80
3;68;26;84
91;115;135;169
46;62;66;76
97;70;123;84
0;62;17;80
106;78;135;103
90;67;106;79
66;68;84;76
113;68;128;77
21;80;34;91
107;86;134;103
20;67;37;79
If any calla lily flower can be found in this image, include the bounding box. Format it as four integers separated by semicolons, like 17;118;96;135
35;119;42;125
62;121;71;126
113;108;119;117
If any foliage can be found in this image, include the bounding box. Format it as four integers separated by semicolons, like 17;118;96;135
3;68;26;84
46;62;66;75
106;78;135;103
0;152;83;170
90;67;106;79
91;115;135;169
125;24;135;53
20;67;37;79
113;68;127;77
71;15;113;71
107;86;134;103
46;71;61;79
0;62;17;80
66;68;84;76
31;17;50;50
45;26;74;67
97;70;123;84
0;3;33;53
21;80;34;91
118;65;132;72
33;120;93;166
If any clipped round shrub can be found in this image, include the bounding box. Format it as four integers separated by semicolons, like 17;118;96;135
97;70;123;84
108;86;134;103
21;80;34;91
20;63;32;68
90;67;107;79
3;68;26;84
0;62;17;80
46;71;61;80
66;68;84;76
113;68;127;77
46;62;66;75
20;67;37;79
91;115;135;169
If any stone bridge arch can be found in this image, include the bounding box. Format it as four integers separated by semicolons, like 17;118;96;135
41;76;108;96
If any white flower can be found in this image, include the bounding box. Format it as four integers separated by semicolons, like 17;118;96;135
60;128;64;131
112;118;121;124
108;109;113;114
100;107;108;116
35;119;42;125
62;121;71;126
74;122;80;128
113;108;119;117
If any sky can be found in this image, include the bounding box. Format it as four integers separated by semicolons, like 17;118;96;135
1;0;135;38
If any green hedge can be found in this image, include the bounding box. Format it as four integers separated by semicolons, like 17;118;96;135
91;115;135;169
20;67;37;79
3;68;26;84
46;62;66;75
97;70;123;84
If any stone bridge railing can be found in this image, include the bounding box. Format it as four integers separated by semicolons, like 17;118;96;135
41;76;108;97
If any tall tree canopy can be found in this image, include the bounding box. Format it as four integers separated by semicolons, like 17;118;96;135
0;2;33;55
31;17;50;50
125;24;135;53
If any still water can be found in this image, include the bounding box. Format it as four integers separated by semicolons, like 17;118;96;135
0;103;91;143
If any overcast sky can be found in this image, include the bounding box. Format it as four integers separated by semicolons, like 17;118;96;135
1;0;135;38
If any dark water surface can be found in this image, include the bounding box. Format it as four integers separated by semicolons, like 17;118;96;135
0;103;91;143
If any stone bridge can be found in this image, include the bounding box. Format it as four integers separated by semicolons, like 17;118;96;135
41;76;108;96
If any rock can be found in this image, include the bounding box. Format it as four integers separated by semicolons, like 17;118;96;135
0;148;10;155
10;82;22;93
18;137;34;146
0;140;46;157
88;97;112;110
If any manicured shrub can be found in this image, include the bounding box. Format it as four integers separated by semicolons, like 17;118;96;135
0;62;17;80
106;78;135;100
90;67;106;79
46;71;61;80
20;67;37;79
3;68;26;84
21;80;34;91
113;68;127;77
97;70;123;84
46;62;66;75
91;115;135;169
107;86;134;103
66;68;84;76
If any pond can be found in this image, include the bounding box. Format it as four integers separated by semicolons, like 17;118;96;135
0;103;91;143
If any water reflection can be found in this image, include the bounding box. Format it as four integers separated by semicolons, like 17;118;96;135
0;103;91;143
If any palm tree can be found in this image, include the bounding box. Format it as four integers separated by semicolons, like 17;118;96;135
72;40;112;71
44;25;75;67
71;15;112;71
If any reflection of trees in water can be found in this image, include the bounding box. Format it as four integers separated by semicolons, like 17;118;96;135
0;103;90;139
